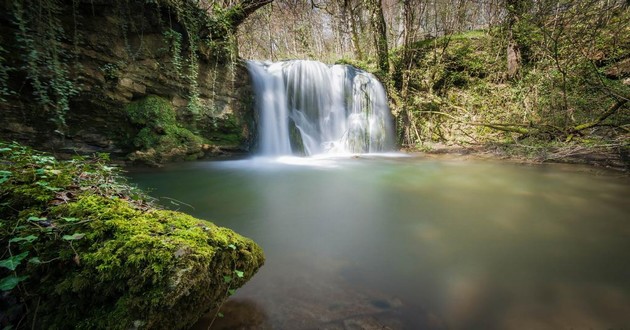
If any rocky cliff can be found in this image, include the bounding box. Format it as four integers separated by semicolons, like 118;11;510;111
0;0;256;164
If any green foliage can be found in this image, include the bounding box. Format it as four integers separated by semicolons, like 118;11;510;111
133;126;203;154
11;0;81;131
335;58;377;74
127;95;177;127
392;10;630;149
0;44;13;103
2;0;243;138
0;252;29;271
99;63;122;82
0;141;147;297
163;29;184;74
0;274;29;291
156;0;240;117
126;96;204;164
0;141;264;328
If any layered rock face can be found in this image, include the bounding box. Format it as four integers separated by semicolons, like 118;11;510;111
0;0;254;163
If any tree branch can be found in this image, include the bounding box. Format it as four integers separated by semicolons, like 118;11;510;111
226;0;273;30
573;99;628;132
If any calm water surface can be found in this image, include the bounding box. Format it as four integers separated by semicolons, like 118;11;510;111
128;156;630;330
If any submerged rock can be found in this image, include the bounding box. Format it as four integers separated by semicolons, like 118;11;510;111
0;142;264;329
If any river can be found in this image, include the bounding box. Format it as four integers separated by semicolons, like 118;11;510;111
128;155;630;329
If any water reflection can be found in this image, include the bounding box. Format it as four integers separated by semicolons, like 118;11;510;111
192;299;271;330
128;157;630;329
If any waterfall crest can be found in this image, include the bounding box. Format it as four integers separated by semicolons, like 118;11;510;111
247;60;395;156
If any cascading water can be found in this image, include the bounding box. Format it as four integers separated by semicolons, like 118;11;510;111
247;60;395;156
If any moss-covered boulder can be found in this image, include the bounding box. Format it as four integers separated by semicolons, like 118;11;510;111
0;142;264;329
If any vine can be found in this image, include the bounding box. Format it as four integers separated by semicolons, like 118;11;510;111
0;44;12;103
5;0;245;134
12;0;80;132
158;0;243;119
164;28;184;74
185;34;202;116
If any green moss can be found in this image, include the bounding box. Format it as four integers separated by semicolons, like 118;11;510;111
204;114;246;147
0;142;265;329
127;95;177;128
40;195;262;329
126;96;205;165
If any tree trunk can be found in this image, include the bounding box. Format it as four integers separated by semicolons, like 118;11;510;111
507;35;522;79
227;0;274;30
365;0;389;74
399;0;415;145
505;0;523;80
347;0;365;60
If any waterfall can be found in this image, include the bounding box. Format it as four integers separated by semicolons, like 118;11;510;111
247;60;395;156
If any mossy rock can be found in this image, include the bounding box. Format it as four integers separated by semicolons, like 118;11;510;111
203;114;246;147
127;95;177;129
0;142;265;329
126;96;205;165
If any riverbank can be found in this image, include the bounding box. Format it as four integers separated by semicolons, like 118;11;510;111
406;141;630;173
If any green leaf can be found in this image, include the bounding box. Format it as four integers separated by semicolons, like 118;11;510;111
27;216;47;222
234;270;244;278
0;147;11;152
228;289;236;296
62;233;85;241
227;244;236;250
61;217;80;222
0;178;8;184
223;275;232;283
0;170;11;176
0;251;29;271
9;235;38;244
35;181;61;191
0;275;29;291
28;257;41;264
217;312;224;318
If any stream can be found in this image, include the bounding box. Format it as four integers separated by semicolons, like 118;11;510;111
128;155;630;330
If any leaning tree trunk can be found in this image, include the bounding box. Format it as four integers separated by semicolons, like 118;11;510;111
226;0;275;30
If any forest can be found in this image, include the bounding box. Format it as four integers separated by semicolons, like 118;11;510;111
0;0;628;164
237;0;630;164
1;0;630;329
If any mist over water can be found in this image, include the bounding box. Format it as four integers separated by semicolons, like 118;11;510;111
247;60;395;156
129;157;630;330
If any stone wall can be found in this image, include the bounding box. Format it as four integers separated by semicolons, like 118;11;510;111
0;0;255;161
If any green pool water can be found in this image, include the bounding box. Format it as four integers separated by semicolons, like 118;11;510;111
128;156;630;329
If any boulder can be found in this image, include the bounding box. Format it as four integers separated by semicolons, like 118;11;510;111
0;142;264;329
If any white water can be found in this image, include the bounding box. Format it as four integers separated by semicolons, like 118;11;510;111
247;60;395;156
